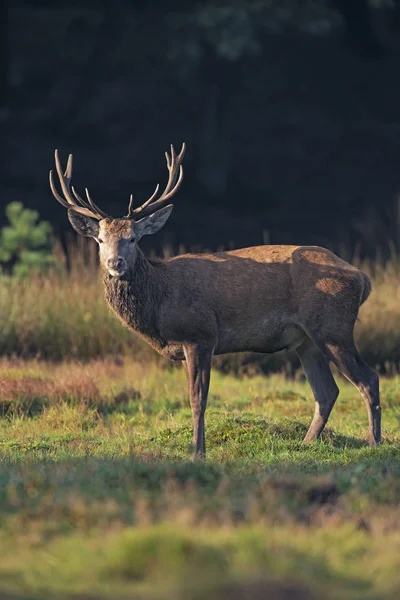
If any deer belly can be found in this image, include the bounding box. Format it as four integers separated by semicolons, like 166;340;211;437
215;323;305;355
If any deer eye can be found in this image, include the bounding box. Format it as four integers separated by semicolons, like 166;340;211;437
98;238;104;244
129;237;135;243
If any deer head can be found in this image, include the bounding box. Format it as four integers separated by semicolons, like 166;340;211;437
49;144;185;277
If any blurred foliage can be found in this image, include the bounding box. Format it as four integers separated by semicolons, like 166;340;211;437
1;0;398;254
0;202;58;276
166;0;341;73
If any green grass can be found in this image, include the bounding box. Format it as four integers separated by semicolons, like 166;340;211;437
0;359;399;599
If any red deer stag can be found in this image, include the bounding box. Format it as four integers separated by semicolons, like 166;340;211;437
49;145;381;457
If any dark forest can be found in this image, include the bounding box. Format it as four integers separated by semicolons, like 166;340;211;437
1;0;400;257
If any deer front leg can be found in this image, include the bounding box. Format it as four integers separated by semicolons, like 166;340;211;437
183;344;212;459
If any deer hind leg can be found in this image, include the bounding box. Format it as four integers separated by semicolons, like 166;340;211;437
307;334;381;447
296;337;339;442
183;344;213;459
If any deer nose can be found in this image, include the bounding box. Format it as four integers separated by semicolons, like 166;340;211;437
106;257;125;270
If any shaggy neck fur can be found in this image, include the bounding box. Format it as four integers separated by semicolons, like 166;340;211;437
102;246;167;351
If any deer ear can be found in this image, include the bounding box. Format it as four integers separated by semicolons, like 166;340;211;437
68;210;99;238
135;205;173;237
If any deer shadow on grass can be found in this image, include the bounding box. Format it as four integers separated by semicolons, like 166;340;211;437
192;414;368;451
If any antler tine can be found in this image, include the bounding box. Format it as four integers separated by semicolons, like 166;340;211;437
165;144;175;171
127;194;134;218
165;143;185;191
161;163;183;201
49;170;71;209
161;144;181;198
85;188;108;219
54;150;76;207
49;170;103;218
64;153;73;180
177;142;186;162
129;142;186;220
49;149;108;220
71;185;92;210
127;184;160;218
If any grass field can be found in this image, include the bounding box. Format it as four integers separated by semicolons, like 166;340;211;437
0;358;399;599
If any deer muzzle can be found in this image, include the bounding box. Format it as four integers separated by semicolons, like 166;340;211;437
106;257;127;277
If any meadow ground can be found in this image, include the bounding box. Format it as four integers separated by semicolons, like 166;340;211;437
0;358;399;599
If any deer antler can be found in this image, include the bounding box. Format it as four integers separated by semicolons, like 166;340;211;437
127;143;186;220
49;150;109;220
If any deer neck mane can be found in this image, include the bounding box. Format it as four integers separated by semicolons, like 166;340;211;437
102;247;166;349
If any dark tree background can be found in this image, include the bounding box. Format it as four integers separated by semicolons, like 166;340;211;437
1;0;400;257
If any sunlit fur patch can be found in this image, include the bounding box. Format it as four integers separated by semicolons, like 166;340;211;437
315;277;345;296
101;218;133;237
